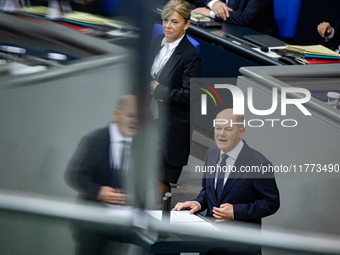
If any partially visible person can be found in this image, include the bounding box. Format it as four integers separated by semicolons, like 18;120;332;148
317;20;340;53
149;0;202;197
65;95;138;255
188;0;279;37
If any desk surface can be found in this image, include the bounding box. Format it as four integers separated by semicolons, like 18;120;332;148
187;21;287;66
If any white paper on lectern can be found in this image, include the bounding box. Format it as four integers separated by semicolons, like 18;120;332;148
147;210;221;233
105;207;221;232
147;210;205;223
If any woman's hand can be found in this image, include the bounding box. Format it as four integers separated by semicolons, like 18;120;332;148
150;80;159;95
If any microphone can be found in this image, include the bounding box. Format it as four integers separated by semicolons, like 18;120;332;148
260;46;269;53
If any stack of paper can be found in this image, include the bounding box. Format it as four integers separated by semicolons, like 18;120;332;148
147;210;221;233
19;7;137;37
20;6;48;16
62;11;136;31
286;44;340;59
62;11;112;25
19;7;113;25
147;210;205;223
191;12;210;22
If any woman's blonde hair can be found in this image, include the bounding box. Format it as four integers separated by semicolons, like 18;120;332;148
161;0;191;22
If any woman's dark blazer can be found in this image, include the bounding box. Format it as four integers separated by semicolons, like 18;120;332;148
150;34;202;181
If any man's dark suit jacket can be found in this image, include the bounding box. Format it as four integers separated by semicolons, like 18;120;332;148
150;34;202;182
327;20;340;51
66;126;123;201
194;141;280;224
189;0;279;37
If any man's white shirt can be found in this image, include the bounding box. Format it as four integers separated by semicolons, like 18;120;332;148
109;122;132;169
214;140;244;189
207;0;229;19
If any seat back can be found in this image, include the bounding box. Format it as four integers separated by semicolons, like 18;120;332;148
152;23;200;52
102;0;123;15
274;0;301;39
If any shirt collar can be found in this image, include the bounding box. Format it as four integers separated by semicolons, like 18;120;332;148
109;122;132;143
161;34;185;51
220;140;244;160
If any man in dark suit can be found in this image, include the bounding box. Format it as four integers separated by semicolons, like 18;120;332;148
65;95;137;255
173;108;280;224
66;94;137;204
188;0;279;37
317;20;340;52
173;108;279;254
149;8;202;196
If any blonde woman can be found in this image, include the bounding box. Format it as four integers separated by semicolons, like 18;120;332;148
150;0;202;196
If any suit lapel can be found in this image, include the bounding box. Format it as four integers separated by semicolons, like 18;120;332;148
149;35;164;79
158;35;188;82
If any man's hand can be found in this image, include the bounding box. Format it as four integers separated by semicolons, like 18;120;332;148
98;186;126;204
317;22;333;38
192;7;211;18
212;203;233;221
172;201;200;214
211;1;232;21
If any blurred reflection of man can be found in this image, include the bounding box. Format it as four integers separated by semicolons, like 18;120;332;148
67;94;137;205
65;94;137;255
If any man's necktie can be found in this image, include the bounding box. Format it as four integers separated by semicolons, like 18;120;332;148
120;141;131;175
216;154;228;200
